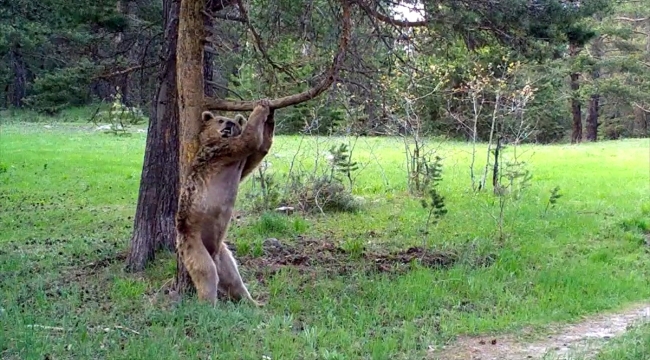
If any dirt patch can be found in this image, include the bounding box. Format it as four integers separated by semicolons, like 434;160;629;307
430;303;650;360
233;237;472;283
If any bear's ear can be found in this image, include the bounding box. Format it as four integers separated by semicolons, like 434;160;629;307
234;114;247;126
202;111;215;122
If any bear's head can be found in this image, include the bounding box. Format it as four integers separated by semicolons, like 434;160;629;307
201;111;247;138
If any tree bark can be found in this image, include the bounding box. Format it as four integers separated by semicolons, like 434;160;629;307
203;7;215;98
492;136;501;194
126;0;180;272
633;106;648;137
585;36;603;142
175;0;206;294
585;94;599;141
10;48;27;108
203;51;215;98
569;42;582;144
570;72;582;144
635;22;650;137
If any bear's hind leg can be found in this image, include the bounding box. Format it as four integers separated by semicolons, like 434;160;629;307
178;233;219;304
215;242;262;307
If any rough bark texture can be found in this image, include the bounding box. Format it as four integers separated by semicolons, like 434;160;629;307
175;0;206;295
492;137;501;194
10;48;27;108
203;51;215;98
585;94;599;141
633;25;650;137
569;43;582;144
203;5;215;98
570;72;582;144
633;106;648;137
125;0;180;272
208;0;235;12
586;36;603;142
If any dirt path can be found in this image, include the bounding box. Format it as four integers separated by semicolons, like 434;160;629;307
430;302;650;360
234;238;647;359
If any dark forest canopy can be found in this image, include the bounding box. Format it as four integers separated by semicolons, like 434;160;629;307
1;0;648;142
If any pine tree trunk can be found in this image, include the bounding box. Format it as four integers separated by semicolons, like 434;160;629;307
125;0;180;272
634;26;650;138
570;72;582;144
633;106;648;137
585;94;599;141
175;0;206;295
585;36;603;142
10;48;27;108
568;42;582;144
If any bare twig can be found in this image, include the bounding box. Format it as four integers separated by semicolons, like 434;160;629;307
233;0;298;80
615;16;649;22
203;0;352;111
112;325;141;335
94;63;160;80
356;2;424;75
213;12;245;22
481;91;500;190
353;0;428;27
26;324;66;332
206;80;245;100
469;88;484;190
634;102;650;113
27;324;141;335
285;135;306;195
208;0;237;13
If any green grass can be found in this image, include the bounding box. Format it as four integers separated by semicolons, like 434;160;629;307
558;323;650;360
1;120;649;359
592;324;650;360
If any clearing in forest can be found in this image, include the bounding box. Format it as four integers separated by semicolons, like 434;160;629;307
1;123;649;359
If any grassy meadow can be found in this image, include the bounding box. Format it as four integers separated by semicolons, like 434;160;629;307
1;116;649;359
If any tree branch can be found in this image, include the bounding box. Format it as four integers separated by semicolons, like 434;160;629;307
94;63;160;80
213;12;245;22
356;2;424;75
208;0;236;12
233;0;297;80
206;80;245;100
353;0;428;27
633;102;650;113
615;17;649;22
203;0;352;111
